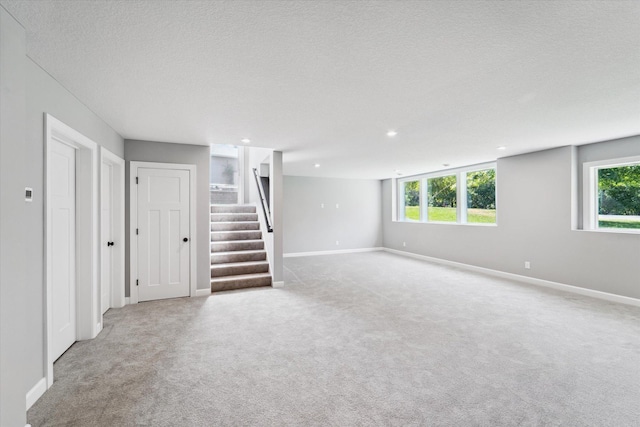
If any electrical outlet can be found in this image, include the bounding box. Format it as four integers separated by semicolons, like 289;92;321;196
336;203;339;209
321;203;324;208
524;261;531;269
336;240;339;246
403;242;406;247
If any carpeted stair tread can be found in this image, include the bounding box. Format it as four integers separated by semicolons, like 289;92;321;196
210;272;272;281
211;261;269;277
211;221;260;231
211;249;266;257
210;272;272;292
211;230;262;241
211;213;259;222
211;204;257;214
211;260;268;268
211;250;267;264
211;240;265;252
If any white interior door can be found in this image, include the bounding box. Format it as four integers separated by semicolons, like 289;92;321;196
137;168;190;301
101;162;113;314
50;139;76;361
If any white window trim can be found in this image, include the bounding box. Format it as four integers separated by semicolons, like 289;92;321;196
390;178;398;222
397;178;423;222
582;155;640;232
397;162;497;225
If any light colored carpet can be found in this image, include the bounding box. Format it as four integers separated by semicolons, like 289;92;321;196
28;252;640;426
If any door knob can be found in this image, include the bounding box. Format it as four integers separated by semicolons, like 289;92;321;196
183;237;189;242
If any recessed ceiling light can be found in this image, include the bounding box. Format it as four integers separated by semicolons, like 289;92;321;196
386;130;397;137
314;163;320;168
395;170;402;176
241;138;251;144
443;163;450;167
497;146;506;150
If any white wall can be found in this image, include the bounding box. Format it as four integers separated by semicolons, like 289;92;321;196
23;58;125;393
124;139;211;294
382;144;640;299
1;6;125;423
283;176;383;254
271;151;283;282
245;147;271;205
244;147;284;282
245;147;274;272
1;7;28;426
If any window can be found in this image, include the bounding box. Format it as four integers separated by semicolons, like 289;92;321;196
210;144;240;204
404;180;421;221
583;157;640;231
398;163;496;225
466;169;496;224
427;175;457;222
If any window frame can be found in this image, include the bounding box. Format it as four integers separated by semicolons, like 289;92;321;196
397;162;497;226
464;166;498;225
425;172;459;223
582;155;640;233
398;179;422;222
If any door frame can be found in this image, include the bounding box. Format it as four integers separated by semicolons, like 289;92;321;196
44;114;100;388
100;148;125;310
129;161;197;304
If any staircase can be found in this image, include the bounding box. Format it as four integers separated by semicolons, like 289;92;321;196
210;204;272;292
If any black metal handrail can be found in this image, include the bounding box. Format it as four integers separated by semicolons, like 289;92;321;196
253;168;273;233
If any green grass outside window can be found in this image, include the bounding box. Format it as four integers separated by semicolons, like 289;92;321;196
404;206;496;223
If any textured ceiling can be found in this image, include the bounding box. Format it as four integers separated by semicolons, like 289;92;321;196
2;0;639;179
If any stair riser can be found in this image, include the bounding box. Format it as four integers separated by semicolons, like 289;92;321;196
211;231;262;241
211;241;264;251
211;252;266;264
211;205;256;214
211;222;260;232
211;276;272;292
211;263;269;277
211;214;258;222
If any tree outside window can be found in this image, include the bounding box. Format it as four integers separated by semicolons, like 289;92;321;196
597;164;640;229
404;180;420;221
466;169;496;224
427;175;457;222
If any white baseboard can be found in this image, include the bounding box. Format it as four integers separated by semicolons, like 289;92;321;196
26;377;46;410
125;297;131;305
195;288;212;297
284;247;383;258
272;281;285;288
383;248;640;307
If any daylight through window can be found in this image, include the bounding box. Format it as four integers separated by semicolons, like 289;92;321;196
427;175;457;223
404;180;421;221
466;169;496;224
398;164;496;225
593;162;640;230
